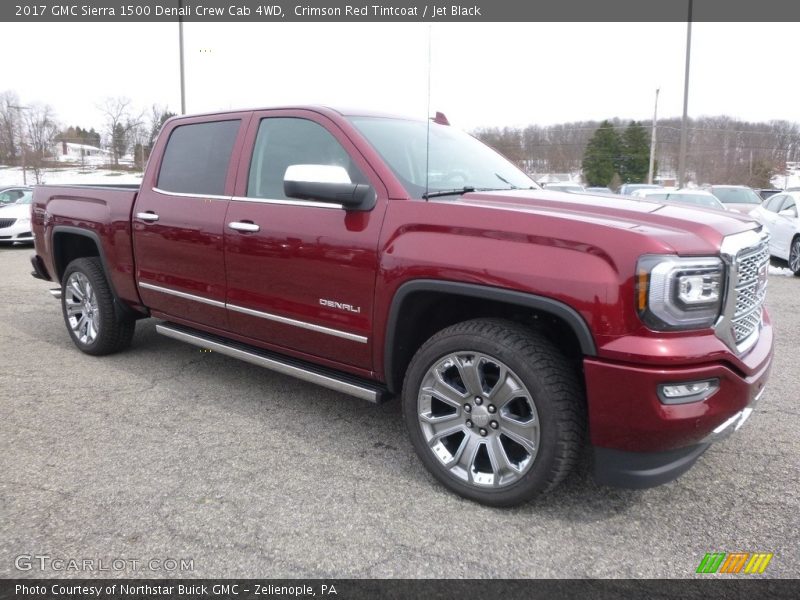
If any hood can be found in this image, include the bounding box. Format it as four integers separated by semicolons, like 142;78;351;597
724;204;760;215
446;189;760;255
0;203;32;219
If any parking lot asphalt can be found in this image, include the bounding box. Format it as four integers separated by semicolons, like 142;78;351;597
1;244;797;579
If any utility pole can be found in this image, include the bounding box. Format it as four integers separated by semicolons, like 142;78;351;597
178;0;186;114
10;105;29;186
677;0;693;188
647;88;660;185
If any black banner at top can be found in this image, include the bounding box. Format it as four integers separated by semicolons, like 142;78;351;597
2;0;800;22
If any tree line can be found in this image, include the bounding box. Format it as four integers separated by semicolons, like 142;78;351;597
0;90;175;183
474;116;800;189
2;87;799;189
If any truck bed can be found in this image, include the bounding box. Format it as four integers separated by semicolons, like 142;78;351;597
31;183;142;309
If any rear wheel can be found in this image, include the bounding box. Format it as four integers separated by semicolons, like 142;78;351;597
402;318;585;506
789;236;800;276
61;257;135;355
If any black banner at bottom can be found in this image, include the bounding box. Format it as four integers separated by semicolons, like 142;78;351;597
0;579;797;600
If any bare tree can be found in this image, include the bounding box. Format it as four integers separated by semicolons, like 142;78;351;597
0;90;21;163
23;103;60;184
98;97;143;166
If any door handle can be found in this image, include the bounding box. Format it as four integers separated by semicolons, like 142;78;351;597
136;212;159;222
228;221;260;233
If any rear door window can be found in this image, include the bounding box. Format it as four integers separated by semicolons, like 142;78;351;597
157;120;240;195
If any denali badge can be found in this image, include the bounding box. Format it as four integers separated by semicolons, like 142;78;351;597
319;298;361;314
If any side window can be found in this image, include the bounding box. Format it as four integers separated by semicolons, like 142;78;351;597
780;197;796;214
247;118;366;200
764;194;785;212
157;120;240;195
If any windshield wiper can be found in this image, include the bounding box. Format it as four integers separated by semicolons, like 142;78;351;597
422;186;475;199
494;173;517;189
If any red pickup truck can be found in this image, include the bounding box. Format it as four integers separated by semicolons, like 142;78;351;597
30;107;772;506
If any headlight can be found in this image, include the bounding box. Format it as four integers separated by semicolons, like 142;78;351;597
17;217;31;225
636;255;725;330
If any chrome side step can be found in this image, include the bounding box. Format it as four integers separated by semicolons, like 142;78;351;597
155;323;388;404
49;288;62;300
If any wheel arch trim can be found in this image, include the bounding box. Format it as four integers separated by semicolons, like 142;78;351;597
51;226;143;320
383;279;597;393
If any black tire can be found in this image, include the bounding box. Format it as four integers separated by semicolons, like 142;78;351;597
789;236;800;277
61;257;135;355
402;318;585;507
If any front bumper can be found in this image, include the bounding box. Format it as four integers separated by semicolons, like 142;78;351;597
593;387;763;488
0;224;33;242
586;322;772;488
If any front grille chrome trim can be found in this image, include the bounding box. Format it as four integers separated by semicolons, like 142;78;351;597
714;229;770;355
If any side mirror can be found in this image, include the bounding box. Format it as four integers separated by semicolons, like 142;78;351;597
778;207;798;218
284;164;376;211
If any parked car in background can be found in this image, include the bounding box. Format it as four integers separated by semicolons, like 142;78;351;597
755;188;782;201
0;190;34;244
618;183;662;196
542;182;585;193
631;188;728;212
749;191;800;275
708;185;763;214
0;186;32;206
584;186;613;194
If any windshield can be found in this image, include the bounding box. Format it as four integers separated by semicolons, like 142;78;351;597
348;117;536;197
15;191;33;205
711;187;761;204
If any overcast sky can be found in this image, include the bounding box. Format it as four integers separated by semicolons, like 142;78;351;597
2;22;797;131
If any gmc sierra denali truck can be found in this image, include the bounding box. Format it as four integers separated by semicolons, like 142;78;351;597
30;107;772;506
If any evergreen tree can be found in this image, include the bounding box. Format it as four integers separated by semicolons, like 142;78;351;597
112;122;127;162
620;121;651;183
582;120;621;187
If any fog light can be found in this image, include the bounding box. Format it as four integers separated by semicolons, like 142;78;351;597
657;379;719;405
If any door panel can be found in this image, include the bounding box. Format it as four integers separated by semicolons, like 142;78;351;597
224;111;387;370
133;115;249;329
772;197;798;259
134;189;230;328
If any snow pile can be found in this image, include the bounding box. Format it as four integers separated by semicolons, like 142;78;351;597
768;265;795;277
0;166;143;187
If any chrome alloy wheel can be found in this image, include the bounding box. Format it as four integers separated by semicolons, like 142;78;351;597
417;352;540;488
790;238;800;273
64;272;100;345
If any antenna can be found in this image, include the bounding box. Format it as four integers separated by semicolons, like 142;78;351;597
425;24;432;201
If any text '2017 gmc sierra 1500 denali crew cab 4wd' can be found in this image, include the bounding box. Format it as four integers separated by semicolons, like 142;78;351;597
30;107;773;506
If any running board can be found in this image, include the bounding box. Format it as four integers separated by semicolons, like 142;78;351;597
156;322;389;404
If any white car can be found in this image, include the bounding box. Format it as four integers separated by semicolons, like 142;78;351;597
0;190;34;244
542;182;585;193
631;188;728;211
750;191;800;275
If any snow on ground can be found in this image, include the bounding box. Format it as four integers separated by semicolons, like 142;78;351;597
0;165;143;187
769;265;796;277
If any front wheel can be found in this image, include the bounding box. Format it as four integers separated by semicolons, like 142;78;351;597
61;257;135;355
402;319;585;507
789;236;800;276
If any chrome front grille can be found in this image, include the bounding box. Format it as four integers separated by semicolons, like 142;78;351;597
715;229;770;354
0;218;16;229
730;240;769;346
